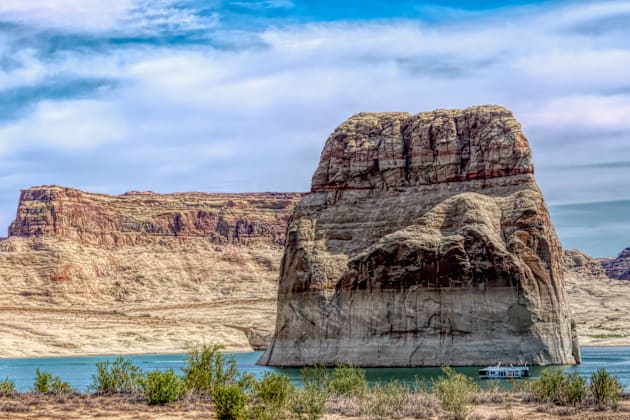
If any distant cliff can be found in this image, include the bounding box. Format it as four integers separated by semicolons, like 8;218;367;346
9;186;298;246
601;248;630;280
0;186;301;357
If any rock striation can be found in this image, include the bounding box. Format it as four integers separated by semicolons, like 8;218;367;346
564;249;630;345
10;186;296;247
601;248;630;280
0;186;301;357
260;105;580;367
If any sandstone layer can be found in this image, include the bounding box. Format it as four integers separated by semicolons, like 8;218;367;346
260;105;580;367
0;186;301;357
564;249;630;345
601;248;630;280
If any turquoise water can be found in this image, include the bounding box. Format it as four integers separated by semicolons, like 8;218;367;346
0;347;628;392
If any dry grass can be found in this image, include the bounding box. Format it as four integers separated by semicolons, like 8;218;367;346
1;388;630;419
0;393;216;419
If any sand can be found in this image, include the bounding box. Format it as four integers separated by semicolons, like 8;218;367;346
0;394;628;420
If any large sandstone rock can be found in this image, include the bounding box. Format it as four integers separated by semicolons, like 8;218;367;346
601;248;630;280
260;105;580;367
0;186;301;357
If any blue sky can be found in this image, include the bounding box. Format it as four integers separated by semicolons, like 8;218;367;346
0;0;629;257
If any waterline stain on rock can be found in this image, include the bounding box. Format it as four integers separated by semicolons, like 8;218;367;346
259;105;580;367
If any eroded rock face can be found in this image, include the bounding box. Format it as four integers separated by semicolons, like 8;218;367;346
601;248;630;280
10;186;298;247
260;105;580;367
563;249;630;346
0;186;301;357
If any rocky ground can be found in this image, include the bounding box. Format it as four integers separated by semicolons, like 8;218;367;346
0;393;628;419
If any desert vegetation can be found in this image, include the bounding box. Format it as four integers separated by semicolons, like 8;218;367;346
0;344;629;419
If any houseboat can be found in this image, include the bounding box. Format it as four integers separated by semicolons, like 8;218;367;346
478;363;529;379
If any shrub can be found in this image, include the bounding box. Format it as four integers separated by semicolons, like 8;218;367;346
290;386;328;420
0;378;15;397
301;365;331;394
214;383;247;420
531;369;587;406
32;369;73;394
330;364;367;396
290;366;330;420
361;381;409;420
590;368;623;410
91;356;142;394
140;369;184;405
183;343;238;394
250;372;295;419
562;372;587;406
434;367;478;420
531;368;565;404
50;377;73;394
254;372;294;409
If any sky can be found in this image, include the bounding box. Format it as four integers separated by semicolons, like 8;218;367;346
0;0;629;257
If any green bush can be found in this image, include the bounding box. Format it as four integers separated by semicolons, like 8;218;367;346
329;364;367;396
32;369;73;394
434;367;478;420
531;369;587;406
214;383;247;420
254;372;295;409
290;386;327;420
562;372;587;406
361;381;409;420
0;377;15;397
590;368;623;410
140;369;184;405
91;356;142;394
290;366;330;420
183;343;238;394
300;365;331;394
531;368;565;404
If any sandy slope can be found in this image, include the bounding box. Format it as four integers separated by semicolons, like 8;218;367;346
0;236;629;358
0;237;280;357
566;275;630;346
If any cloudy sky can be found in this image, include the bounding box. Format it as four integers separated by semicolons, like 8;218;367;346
0;0;628;257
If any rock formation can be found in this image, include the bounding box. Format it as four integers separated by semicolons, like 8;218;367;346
260;105;580;367
564;249;630;345
601;248;630;280
0;186;301;357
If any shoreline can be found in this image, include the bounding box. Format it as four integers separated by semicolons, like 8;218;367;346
0;347;258;361
0;344;626;361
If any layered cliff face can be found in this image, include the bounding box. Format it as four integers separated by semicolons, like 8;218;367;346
601;248;630;280
260;105;580;367
10;187;294;247
0;186;301;357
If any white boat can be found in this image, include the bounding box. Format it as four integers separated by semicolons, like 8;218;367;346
478;363;529;379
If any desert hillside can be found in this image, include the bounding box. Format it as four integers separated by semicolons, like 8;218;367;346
0;185;628;358
564;249;630;345
0;186;301;357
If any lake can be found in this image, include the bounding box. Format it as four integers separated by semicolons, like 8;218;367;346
0;346;628;392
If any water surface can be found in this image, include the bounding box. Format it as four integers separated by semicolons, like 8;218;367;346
0;346;628;392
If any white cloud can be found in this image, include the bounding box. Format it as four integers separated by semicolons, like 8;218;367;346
1;0;630;255
0;100;127;153
0;0;134;32
523;95;630;130
0;0;213;33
